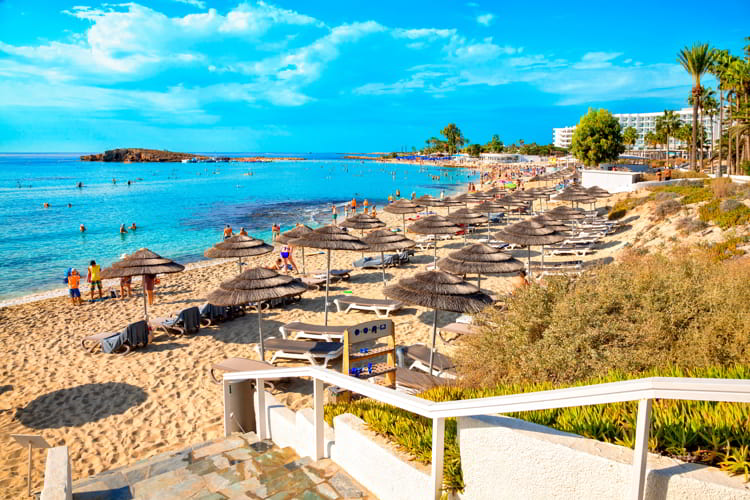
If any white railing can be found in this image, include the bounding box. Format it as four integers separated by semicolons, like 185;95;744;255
222;367;750;500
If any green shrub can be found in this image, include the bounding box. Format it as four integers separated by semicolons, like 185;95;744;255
671;170;709;179
699;199;750;228
741;160;750;176
648;182;713;205
457;249;750;387
701;236;750;262
654;199;681;218
326;365;750;493
675;216;708;234
608;196;645;220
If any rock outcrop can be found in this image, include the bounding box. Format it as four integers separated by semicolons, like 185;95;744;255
81;149;207;162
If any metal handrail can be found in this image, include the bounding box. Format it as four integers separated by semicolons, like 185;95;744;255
222;366;750;500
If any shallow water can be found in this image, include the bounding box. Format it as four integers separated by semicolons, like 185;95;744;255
0;153;476;299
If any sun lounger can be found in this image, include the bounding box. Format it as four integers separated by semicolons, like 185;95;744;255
210;357;282;388
263;338;343;367
399;344;457;378
353;254;397;269
415;241;436;251
438;322;482;342
333;297;404;318
200;302;231;323
301;277;327;290
395;367;448;394
82;320;149;355
545;244;595;256
151;306;208;335
279;321;353;342
313;269;352;280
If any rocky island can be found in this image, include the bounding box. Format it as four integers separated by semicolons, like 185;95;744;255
80;148;208;162
80;148;307;163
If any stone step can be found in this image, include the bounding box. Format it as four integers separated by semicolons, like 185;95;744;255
72;432;373;500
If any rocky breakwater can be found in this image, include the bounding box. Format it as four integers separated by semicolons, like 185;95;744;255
81;148;208;162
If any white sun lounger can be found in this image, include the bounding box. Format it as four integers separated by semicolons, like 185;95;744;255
279;321;353;342
333;297;404;318
545;244;595;256
261;338;343;368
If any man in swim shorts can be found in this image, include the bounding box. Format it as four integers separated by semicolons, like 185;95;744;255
87;260;103;301
332;204;338;225
223;224;233;240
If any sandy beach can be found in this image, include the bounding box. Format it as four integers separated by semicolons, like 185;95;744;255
0;190;695;497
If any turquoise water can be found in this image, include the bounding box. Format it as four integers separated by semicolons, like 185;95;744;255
0;153;477;300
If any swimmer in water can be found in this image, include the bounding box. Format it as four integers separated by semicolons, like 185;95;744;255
80;224;86;232
130;222;137;230
120;224;128;234
43;202;49;208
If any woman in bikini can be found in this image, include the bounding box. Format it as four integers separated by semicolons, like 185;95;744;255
279;244;298;274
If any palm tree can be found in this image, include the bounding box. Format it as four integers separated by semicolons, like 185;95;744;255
623;126;638;151
688;86;717;170
655;110;681;167
678;43;716;171
710;49;733;175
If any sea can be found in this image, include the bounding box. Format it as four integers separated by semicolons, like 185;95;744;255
0;153;478;301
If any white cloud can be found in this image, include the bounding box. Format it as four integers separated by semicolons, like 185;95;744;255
172;0;207;9
477;13;495;26
572;51;622;69
392;28;456;40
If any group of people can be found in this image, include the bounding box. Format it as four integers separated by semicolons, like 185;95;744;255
77;223;138;233
65;255;158;306
223;224;248;240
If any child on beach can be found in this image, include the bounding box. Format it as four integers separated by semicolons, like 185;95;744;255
87;260;103;301
68;268;82;305
371;205;377;217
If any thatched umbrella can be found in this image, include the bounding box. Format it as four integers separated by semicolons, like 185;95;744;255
361;230;416;284
384;199;423;234
384;271;492;375
554;189;596;208
494;220;566;279
587;186;610;198
277;225;313;275
545;205;586;220
440;195;464;214
100;248;184;321
291;225;368;326
206;268;307;360
438;243;524;289
408;215;461;264
340;213;386;258
204;234;273;274
416;194;445;209
447;208;488;245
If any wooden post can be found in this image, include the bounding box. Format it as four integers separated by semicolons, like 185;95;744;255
27;442;32;497
630;398;652;500
256;379;267;440
314;379;325;460
430;418;445;500
223;379;231;437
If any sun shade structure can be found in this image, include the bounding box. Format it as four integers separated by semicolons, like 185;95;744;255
472;199;509;239
439;195;464;214
438;243;524;289
277;225;313;274
291;225;368;326
383;198;423;234
447;208;488;245
416;194;445;207
204;234;274;274
554;189;597;208
587;186;611;198
408;215;461;263
384;271;492;375
545;205;586;220
206;268;307;360
100;248;185;321
494;220;566;279
361;229;416;284
340;214;386;258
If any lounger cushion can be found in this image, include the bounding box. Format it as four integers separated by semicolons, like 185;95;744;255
396;367;448;390
212;357;281;380
264;338;342;355
404;344;456;371
282;322;350;335
336;297;403;308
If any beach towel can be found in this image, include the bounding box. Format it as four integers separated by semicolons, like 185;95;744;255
124;320;149;346
99;331;125;354
180;307;200;334
200;303;229;322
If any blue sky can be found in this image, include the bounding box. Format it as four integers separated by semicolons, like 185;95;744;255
0;1;748;152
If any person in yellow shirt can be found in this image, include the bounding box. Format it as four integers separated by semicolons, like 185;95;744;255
87;260;103;301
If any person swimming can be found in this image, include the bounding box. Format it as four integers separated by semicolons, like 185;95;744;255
120;224;127;234
80;224;86;232
130;222;137;230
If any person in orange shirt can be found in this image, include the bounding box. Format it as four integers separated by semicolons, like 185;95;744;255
363;199;369;214
68;268;82;306
351;198;357;214
223;224;233;240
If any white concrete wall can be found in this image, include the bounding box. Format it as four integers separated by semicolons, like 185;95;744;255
581;169;640;193
458;414;750;500
331;413;432;500
41;446;72;500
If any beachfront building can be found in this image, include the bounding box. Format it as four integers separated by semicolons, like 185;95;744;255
553;108;720;153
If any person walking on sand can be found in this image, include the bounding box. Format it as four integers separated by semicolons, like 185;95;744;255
332;204;338;225
143;273;156;305
223;224;233;240
87;260;103;301
68;268;82;306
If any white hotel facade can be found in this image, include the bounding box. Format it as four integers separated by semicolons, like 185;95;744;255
553;107;719;152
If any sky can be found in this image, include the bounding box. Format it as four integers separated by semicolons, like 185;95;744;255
0;1;748;152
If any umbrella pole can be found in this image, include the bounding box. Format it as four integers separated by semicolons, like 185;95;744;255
302;248;306;275
257;304;265;361
429;309;438;376
381;251;386;285
487;211;491;241
142;274;148;321
324;249;331;326
527;247;533;280
541;245;545;269
402;214;406;234
477;274;481;290
237;257;242;275
434;237;438;266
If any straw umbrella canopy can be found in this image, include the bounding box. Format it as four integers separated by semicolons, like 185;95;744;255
277;224;313;274
383;199;423;234
291;225;368;326
361;230;416;284
494;221;566;279
206;268;307;360
340;214;386;258
546;205;586;220
416;194;445;208
587;186;611;198
437;243;524;289
100;248;185;321
447;208;488;245
554;189;596;208
440;195;465;214
408;215;461;263
204;234;273;274
384;271;492;375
